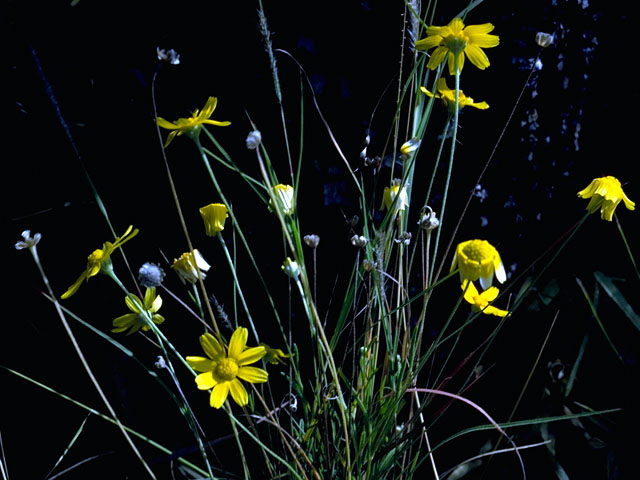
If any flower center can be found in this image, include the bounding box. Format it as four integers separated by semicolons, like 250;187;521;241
461;240;492;265
215;358;239;381
444;32;468;54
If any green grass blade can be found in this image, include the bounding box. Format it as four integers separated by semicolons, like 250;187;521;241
594;271;640;333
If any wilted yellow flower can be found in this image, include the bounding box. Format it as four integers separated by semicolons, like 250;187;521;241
112;287;165;335
171;249;211;284
269;184;295;215
400;138;421;157
451;239;506;290
577;176;635;221
416;17;499;75
382;179;409;214
199;203;228;236
156;96;231;147
461;280;508;317
61;226;139;299
420;78;489;113
186;327;268;408
281;257;300;278
259;343;291;364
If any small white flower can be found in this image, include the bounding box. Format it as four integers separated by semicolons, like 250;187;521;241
15;230;41;250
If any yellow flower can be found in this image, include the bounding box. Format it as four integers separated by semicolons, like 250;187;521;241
382;179;409;214
461;280;508;317
186;327;268;408
269;184;295;215
259;343;291;364
577;176;635;221
416;17;499;75
199;203;228;237
171;249;211;284
451;239;506;290
61;226;139;299
156;97;231;147
420;78;489;113
112;287;165;335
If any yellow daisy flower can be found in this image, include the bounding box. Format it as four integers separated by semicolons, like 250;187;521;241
112;287;165;335
382;179;409;214
269;184;295;216
171;249;211;284
186;327;268;408
577;176;635;221
416;17;499;75
451;239;506;290
199;203;229;237
461;280;508;317
156;96;231;147
420;78;489;113
61;226;139;299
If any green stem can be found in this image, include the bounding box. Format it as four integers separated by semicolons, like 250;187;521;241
615;215;640;281
429;64;460;284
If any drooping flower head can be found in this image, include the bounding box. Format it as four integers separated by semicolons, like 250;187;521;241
451;239;506;290
199;203;229;237
112;287;165;335
400;138;421;157
461;279;508;317
416;17;499;75
421;78;489;113
269;184;295;216
577;176;635;221
259;343;291;365
61;226;139;299
171;249;211;284
382;179;409;214
156;97;231;147
186;327;268;408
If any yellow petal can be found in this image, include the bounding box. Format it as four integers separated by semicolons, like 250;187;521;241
463;23;496;36
156;117;178;130
237;346;267;366
228;379;249;406
427;46;448;70
481;287;500;303
60;271;88;299
467;32;500;48
186;356;215;373
201;119;231;127
210;382;230;408
415;35;442;51
237;366;268;384
112;313;136;327
200;333;225;360
195;371;217;390
464;44;490;70
228;327;248;360
124;294;143;313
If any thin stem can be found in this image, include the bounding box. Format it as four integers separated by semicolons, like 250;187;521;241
24;244;157;479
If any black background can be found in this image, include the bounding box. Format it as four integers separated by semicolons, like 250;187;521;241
5;0;639;478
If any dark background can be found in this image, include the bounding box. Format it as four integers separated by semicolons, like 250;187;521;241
5;0;639;478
